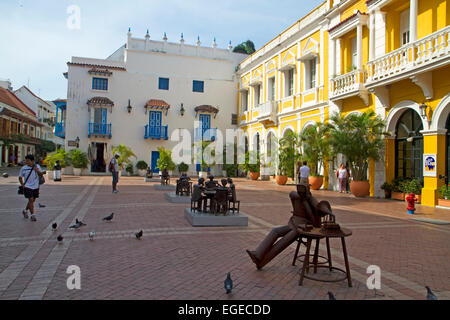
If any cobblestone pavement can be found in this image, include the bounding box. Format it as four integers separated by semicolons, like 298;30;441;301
0;173;449;300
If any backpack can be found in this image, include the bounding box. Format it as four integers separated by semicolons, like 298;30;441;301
108;160;115;173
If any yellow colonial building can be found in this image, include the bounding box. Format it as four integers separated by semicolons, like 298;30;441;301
237;0;450;207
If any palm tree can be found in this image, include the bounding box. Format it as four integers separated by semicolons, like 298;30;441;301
328;110;386;182
300;122;331;177
278;131;301;178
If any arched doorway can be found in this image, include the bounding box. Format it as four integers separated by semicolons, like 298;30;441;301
395;109;424;179
244;136;249;154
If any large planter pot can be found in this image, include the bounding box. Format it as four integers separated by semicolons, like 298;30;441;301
391;192;405;201
62;166;73;175
309;176;323;190
138;169;146;177
73;168;82;176
438;199;450;207
350;181;370;197
384;190;392;199
222;170;227;177
199;171;208;179
249;172;260;180
275;175;288;185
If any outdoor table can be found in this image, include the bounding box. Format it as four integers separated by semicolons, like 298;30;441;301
296;227;353;287
203;190;216;212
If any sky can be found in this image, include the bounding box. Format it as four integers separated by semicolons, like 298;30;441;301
0;0;325;100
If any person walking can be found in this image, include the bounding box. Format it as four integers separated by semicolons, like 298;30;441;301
298;161;310;188
337;163;349;193
110;153;120;194
18;154;44;221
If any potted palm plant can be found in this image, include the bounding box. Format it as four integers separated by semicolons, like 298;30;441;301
239;151;260;180
136;161;148;177
329;110;386;197
276;132;300;185
403;178;422;204
300;122;331;190
70;149;88;176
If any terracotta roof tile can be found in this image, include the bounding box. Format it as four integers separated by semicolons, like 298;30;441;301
195;105;219;113
68;62;126;71
87;97;114;106
145;99;170;109
0;87;37;117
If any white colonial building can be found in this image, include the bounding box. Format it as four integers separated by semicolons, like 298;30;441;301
65;30;247;175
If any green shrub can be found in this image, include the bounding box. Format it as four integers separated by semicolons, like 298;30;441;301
381;182;393;192
70;149;88;169
44;149;70;168
178;162;189;173
157;147;176;171
136;161;148;170
126;163;134;174
439;185;450;199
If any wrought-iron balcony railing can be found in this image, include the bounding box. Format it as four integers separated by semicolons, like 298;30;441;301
195;128;217;142
54;122;65;138
88;122;112;138
367;25;450;83
145;125;168;140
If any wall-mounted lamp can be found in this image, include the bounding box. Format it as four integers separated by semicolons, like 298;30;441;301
75;136;80;148
419;102;428;120
180;103;185;117
127;99;132;113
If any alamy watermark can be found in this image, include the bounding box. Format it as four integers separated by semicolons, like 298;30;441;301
66;265;81;290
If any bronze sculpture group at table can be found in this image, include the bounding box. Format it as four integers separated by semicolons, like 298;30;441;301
191;176;239;214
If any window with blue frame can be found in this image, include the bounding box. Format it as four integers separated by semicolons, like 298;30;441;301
159;77;169;90
92;77;108;91
193;80;204;93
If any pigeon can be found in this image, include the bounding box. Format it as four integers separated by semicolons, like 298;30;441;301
57;235;63;243
2;173;8;178
426;286;438;300
38;203;46;208
89;231;95;241
224;272;233;294
103;213;114;222
135;230;143;240
69;218;86;229
51;223;57;231
328;292;336;300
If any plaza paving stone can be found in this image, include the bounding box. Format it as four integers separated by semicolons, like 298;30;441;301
0;172;449;300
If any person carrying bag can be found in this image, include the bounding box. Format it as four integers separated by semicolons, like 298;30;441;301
18;155;44;221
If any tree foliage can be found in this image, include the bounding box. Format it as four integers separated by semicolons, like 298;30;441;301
233;40;256;54
300;122;331;177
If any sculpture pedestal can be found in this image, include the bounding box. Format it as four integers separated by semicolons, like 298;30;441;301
145;178;160;182
184;208;248;227
154;184;176;191
165;193;191;203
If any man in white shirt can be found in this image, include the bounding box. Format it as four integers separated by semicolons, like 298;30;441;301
18;154;44;221
110;153;120;194
299;161;310;188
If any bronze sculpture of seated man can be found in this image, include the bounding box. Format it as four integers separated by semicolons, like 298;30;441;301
246;184;333;270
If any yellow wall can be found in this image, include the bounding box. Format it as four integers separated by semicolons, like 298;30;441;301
341;0;368;21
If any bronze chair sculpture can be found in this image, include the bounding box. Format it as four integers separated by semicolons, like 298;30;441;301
228;184;240;214
213;188;229;214
161;169;170;185
191;178;207;212
176;174;192;196
246;184;333;270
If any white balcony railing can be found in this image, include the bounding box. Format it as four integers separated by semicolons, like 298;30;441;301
367;26;450;82
330;69;367;98
257;101;277;119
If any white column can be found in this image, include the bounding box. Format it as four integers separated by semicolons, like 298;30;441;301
369;12;376;61
336;38;342;75
357;23;363;70
410;0;418;42
330;38;336;77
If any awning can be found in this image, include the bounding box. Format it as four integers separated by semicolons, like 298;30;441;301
87;97;114;107
195;105;219;114
145;99;170;110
